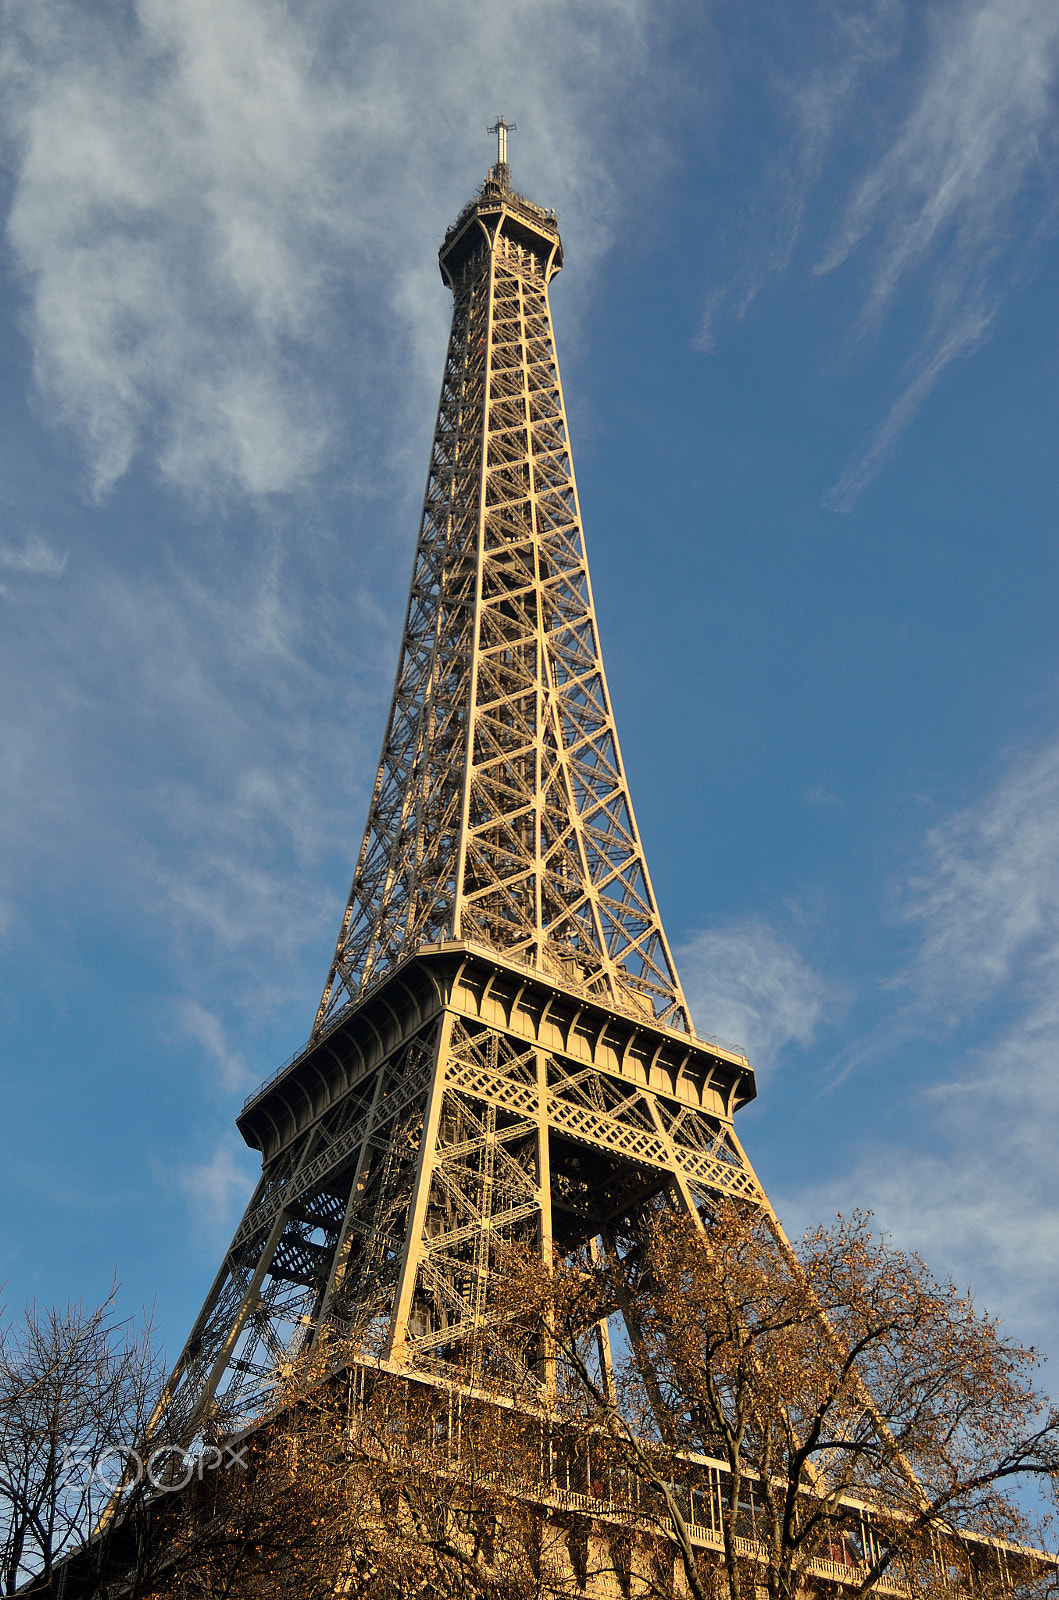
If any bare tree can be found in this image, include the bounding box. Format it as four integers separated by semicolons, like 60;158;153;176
0;1290;163;1596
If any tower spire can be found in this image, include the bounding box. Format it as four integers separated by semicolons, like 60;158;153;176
487;114;515;186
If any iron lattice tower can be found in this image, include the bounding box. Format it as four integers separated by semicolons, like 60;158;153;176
164;154;768;1433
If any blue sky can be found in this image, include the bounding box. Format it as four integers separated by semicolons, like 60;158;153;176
2;0;1059;1372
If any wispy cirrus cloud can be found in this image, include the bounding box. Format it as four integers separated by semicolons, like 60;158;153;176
175;1138;257;1245
0;0;687;1042
1;0;667;501
789;739;1059;1344
697;0;1059;508
0;514;380;1017
677;920;831;1079
822;0;1059;508
906;743;1059;1016
176;1001;250;1094
3;0;342;498
0;536;67;576
697;0;902;351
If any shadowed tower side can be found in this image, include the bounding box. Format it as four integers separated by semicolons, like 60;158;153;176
160;139;763;1434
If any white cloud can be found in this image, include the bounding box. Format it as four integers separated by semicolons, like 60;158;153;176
0;0;685;1024
907;741;1059;1010
696;0;1059;506
788;739;1059;1346
176;1139;257;1243
676;920;830;1078
790;1142;1059;1336
3;0;343;497
176;1000;249;1093
821;0;1059;507
820;0;1059;306
1;0;664;500
0;536;67;575
696;0;902;347
0;515;378;1005
87;553;366;970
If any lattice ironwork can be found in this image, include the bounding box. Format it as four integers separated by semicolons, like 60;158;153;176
163;994;761;1428
165;1024;439;1431
315;171;692;1036
158;164;763;1436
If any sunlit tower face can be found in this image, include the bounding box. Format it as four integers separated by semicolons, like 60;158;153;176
159;144;758;1433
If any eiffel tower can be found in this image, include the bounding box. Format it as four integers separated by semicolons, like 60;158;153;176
164;127;768;1433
